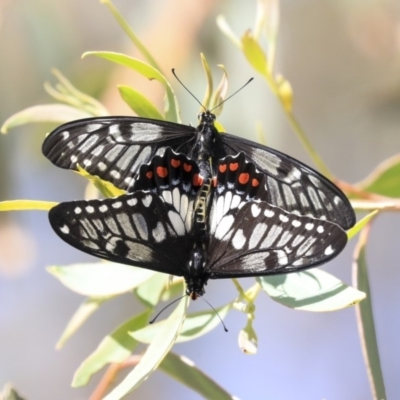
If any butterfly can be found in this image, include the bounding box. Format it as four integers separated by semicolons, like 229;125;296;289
43;111;355;230
49;148;348;299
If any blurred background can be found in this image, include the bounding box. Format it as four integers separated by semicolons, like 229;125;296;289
1;0;400;399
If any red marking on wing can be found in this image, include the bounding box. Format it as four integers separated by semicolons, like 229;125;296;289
171;159;181;168
146;171;153;179
156;166;168;178
183;163;192;172
238;173;249;184
193;174;204;186
252;178;260;187
219;164;227;173
229;162;239;171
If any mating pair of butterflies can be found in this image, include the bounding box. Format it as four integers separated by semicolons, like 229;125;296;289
45;111;355;298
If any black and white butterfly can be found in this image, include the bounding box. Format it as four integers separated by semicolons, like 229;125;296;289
49;149;348;299
43;112;355;230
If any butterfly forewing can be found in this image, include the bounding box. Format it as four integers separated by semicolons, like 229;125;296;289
219;133;354;229
43;117;195;191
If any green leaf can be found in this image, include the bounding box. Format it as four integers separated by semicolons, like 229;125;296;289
347;210;378;240
131;303;232;344
48;262;156;297
72;310;151;387
258;269;366;312
1;105;91;134
353;228;387;400
103;296;188;400
241;30;268;76
118;85;164;120
56;297;110;349
357;153;400;198
135;273;170;308
210;65;229;116
100;0;161;70
83;52;179;122
0;200;57;211
76;165;125;198
159;352;237;400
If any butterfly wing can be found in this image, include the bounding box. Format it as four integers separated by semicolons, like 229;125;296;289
219;133;355;230
206;201;347;278
42;116;195;191
49;192;191;276
205;154;347;277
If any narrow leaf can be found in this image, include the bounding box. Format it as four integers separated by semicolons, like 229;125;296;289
56;297;110;349
48;262;156;297
353;226;387;400
103;296;188;400
135;273;170;308
76;165;125;198
118;85;164;120
131;303;232;344
159;352;238;400
347;210;378;240
83;52;179;122
0;200;57;212
72;310;151;387
1;105;91;134
357;153;400;198
258;269;366;312
241;30;268;76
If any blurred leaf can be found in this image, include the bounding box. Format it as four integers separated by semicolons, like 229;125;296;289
131;303;232;344
210;65;229;116
83;52;179;122
57;297;110;349
258;269;366;311
353;227;387;400
48;262;156;297
276;74;293;112
100;0;161;70
238;322;258;355
241;30;268;76
0;384;26;400
76;165;125;198
216;15;241;48
118;85;164;120
72;310;151;387
135;273;170;308
46;69;109;116
357;153;400;198
347;210;378;240
161;278;185;302
103;296;188;400
0;200;57;212
159;352;237;400
1;105;91;134
200;53;213;110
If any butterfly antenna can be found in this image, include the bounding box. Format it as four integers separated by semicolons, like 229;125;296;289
172;68;206;111
149;294;187;324
210;77;254;113
201;297;228;332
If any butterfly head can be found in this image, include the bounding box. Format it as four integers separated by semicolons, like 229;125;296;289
198;110;216;127
185;248;209;300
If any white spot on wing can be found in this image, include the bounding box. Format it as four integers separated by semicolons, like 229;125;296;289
60;225;69;234
127;198;137;207
168;211;185;235
325;245;334;255
215;215;235;240
249;223;268;249
232;229;246;249
251;204;261;218
152;222;166;243
74;207;82;214
132;213;148;240
276;249;289;265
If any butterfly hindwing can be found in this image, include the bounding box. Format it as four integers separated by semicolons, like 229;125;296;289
206;200;347;278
